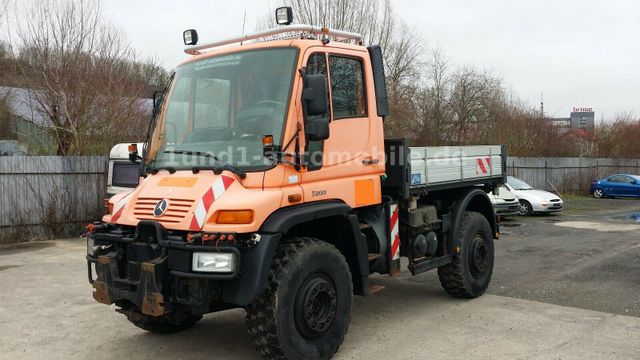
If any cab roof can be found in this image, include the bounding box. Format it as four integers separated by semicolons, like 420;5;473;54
179;24;367;67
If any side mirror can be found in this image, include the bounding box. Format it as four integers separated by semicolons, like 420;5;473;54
301;73;329;141
302;74;328;116
305;118;330;141
153;91;164;113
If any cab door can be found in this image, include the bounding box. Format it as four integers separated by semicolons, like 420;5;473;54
299;47;384;208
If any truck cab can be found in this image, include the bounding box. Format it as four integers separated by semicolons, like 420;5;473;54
106;143;143;197
87;12;503;360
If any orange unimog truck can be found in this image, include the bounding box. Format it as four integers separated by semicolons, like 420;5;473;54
86;8;505;360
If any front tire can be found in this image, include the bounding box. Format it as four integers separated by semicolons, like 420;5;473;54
246;237;353;360
120;307;202;334
438;212;495;298
593;188;604;198
519;200;533;216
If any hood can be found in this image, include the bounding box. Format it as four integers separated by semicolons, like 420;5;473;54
104;170;284;233
488;186;516;203
513;189;561;202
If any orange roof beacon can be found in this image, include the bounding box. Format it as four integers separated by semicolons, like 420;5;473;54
86;7;506;360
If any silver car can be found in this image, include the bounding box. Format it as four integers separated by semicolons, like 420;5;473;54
505;176;563;215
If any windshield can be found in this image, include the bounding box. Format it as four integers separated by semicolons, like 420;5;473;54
146;48;298;170
507;176;534;190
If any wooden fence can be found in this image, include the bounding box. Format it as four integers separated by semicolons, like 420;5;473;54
0;155;638;241
507;157;640;194
0;156;107;241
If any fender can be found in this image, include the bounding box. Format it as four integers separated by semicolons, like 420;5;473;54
448;188;497;254
221;201;369;306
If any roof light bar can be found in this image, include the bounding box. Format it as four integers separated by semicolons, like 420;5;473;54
183;24;364;55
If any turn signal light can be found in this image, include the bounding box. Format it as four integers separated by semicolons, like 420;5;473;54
262;135;274;146
212;210;254;224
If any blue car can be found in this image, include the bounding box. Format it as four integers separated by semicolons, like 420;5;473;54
590;174;640;198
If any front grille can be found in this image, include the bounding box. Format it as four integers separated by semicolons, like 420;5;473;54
550;199;561;202
133;197;194;223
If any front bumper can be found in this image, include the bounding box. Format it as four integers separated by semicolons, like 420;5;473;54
493;202;521;216
87;221;279;316
532;201;563;213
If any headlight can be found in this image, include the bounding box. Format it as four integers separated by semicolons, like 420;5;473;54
192;252;235;273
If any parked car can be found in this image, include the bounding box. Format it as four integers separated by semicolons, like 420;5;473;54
488;186;520;216
505;176;563;215
590;174;640;198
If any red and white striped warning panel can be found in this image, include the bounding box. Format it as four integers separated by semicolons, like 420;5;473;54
476;157;492;175
189;175;235;231
110;191;134;222
390;203;400;261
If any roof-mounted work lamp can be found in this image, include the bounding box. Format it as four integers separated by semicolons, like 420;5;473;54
275;7;293;25
183;29;199;45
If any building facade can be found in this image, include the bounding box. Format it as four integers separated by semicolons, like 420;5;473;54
551;107;595;131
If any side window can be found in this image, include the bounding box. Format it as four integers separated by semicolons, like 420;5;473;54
329;55;366;119
609;176;623;183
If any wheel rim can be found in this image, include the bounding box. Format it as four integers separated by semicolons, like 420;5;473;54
594;189;603;198
469;234;488;278
519;202;530;215
294;272;337;340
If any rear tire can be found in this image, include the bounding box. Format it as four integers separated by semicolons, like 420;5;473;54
438;211;494;298
246;237;353;360
121;307;202;334
593;188;604;198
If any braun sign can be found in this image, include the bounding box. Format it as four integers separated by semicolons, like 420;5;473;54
572;107;593;112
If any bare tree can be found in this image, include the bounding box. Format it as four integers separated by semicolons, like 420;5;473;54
0;89;13;139
0;0;7;24
14;0;162;155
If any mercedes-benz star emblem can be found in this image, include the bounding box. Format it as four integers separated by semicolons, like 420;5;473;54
153;199;168;217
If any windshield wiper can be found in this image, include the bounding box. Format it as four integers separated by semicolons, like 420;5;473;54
149;166;176;174
163;150;247;179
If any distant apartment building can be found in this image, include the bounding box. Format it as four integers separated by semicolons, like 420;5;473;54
550;107;595;131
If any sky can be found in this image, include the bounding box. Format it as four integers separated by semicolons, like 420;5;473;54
101;0;640;120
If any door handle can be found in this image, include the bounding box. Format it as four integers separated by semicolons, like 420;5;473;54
362;159;379;165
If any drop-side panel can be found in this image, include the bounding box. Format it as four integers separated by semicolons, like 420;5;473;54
408;145;504;188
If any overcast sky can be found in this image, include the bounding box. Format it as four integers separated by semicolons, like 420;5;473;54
102;0;640;120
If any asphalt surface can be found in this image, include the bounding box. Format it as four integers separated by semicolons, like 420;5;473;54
1;197;639;359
